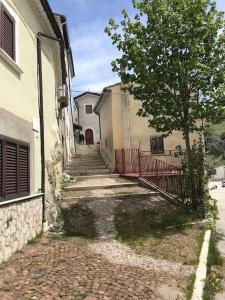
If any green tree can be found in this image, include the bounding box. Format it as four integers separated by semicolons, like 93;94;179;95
105;0;225;210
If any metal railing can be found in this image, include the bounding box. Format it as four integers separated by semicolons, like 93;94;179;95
115;148;190;203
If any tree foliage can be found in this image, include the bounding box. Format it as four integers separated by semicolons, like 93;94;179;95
105;0;225;210
105;0;225;137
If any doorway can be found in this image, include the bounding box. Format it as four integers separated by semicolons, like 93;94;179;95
85;129;94;145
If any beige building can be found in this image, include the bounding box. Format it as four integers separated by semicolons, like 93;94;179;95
95;83;197;171
0;0;74;263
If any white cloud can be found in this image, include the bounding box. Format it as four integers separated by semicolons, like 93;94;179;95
70;20;120;94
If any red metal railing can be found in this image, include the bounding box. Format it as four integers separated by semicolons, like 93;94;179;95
115;148;189;202
115;148;181;177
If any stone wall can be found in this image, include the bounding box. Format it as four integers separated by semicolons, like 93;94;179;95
0;196;43;264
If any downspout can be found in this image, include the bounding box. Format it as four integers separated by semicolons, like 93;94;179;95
37;32;66;226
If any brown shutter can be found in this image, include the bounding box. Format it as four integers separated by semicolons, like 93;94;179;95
0;140;2;197
18;145;29;194
5;141;17;196
158;137;164;154
0;4;15;60
85;105;93;114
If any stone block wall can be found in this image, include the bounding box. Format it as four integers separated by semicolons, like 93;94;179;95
0;197;42;264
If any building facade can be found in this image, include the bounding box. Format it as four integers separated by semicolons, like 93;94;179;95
0;0;74;263
95;83;198;171
74;92;100;145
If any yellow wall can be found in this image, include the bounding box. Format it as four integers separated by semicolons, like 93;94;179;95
98;83;199;170
99;92;114;168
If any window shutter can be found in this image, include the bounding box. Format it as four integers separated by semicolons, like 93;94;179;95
5;141;17;196
158;137;164;153
0;140;2;197
150;137;158;154
85;105;93;114
18;145;29;194
0;5;15;60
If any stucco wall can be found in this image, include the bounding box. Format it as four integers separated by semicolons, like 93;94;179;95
0;196;42;264
128;93;198;151
97;83;200;170
0;0;65;226
76;94;100;144
98;93;114;170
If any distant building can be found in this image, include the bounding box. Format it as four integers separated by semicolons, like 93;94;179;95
95;83;199;171
211;166;225;181
74;92;100;145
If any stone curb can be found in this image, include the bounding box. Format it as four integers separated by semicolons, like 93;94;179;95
191;229;211;300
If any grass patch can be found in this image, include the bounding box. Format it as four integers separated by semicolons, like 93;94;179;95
115;205;199;241
184;229;205;298
203;232;224;300
27;231;43;245
48;234;70;242
185;273;196;300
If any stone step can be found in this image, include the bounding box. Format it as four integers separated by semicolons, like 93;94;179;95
61;191;159;208
69;161;105;167
67;164;107;171
66;169;111;176
70;174;120;180
74;155;101;158
64;182;139;192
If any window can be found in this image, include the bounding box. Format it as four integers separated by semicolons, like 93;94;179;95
0;3;15;60
150;136;164;154
0;135;30;201
85;105;93;114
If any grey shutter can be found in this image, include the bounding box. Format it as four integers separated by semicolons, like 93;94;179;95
0;5;15;60
18;145;29;194
5;141;17;196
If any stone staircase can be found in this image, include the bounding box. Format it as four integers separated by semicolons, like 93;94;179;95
61;144;180;240
61;174;161;239
66;145;111;176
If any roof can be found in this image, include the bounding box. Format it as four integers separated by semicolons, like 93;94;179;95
54;13;75;78
74;92;101;101
39;0;67;83
94;83;121;113
40;0;62;39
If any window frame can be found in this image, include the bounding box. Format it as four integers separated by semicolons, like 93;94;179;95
85;104;93;115
0;2;16;61
0;134;30;201
150;136;164;154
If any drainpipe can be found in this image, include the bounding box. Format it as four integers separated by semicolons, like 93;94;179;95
37;32;66;226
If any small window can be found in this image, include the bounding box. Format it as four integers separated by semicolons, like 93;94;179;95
150;136;164;154
0;4;15;60
0;135;30;201
85;105;93;114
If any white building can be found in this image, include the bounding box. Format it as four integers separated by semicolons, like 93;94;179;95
74;92;100;145
211;165;225;181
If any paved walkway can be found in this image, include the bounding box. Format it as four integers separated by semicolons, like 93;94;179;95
209;182;225;256
209;181;225;300
0;234;189;300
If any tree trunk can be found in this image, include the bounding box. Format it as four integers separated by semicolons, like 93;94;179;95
183;130;198;210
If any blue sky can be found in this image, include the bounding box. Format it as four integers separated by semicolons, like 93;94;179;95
48;0;225;97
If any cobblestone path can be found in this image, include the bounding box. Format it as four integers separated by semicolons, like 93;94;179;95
0;234;189;300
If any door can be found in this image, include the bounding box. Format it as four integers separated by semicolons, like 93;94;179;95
85;129;94;145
